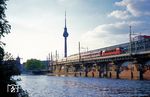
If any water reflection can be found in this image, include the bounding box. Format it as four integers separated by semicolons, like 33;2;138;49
16;75;150;97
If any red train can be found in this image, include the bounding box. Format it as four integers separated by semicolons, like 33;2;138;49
101;48;122;56
62;47;125;62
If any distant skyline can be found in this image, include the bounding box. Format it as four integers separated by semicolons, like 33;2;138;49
2;0;150;62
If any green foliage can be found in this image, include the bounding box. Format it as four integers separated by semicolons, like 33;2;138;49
0;1;27;96
0;0;11;38
25;59;46;70
0;46;4;61
0;60;20;80
3;52;14;61
0;50;20;79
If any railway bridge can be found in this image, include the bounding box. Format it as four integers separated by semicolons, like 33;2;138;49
52;36;150;80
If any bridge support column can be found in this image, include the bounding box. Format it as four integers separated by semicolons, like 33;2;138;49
73;65;76;77
85;66;88;77
132;57;147;80
116;65;120;79
99;64;106;78
139;64;144;80
55;65;60;73
52;65;56;73
114;62;121;79
73;64;80;77
98;67;101;78
65;65;69;76
133;58;145;80
97;64;101;78
105;64;108;78
83;64;89;77
131;70;133;80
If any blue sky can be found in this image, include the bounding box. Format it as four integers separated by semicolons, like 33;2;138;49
2;0;150;62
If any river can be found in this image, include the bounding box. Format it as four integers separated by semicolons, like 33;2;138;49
15;75;150;97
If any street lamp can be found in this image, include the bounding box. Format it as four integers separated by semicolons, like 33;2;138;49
78;42;81;62
129;26;131;55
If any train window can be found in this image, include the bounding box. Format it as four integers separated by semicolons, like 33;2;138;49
116;48;120;50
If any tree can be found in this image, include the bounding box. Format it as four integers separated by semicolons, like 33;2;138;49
0;0;11;61
3;52;14;61
0;0;14;80
0;0;11;38
1;52;20;79
0;46;4;61
25;59;46;70
0;1;27;96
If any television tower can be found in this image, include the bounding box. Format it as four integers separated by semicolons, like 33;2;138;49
63;11;69;57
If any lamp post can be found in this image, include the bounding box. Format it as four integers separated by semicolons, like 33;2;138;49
50;52;53;73
79;42;81;62
129;26;132;56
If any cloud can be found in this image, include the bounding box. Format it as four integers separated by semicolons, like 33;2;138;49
80;0;150;51
108;10;131;19
115;0;150;17
108;0;150;19
81;20;148;49
82;21;143;38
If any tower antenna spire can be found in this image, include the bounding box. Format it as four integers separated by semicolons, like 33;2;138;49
65;10;66;28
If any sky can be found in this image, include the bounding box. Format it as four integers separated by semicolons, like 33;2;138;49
1;0;150;62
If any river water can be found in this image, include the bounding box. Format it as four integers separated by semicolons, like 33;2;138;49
15;75;150;97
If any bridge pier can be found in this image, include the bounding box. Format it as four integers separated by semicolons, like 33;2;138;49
98;65;101;78
53;64;63;75
85;65;88;77
111;61;122;79
132;57;149;80
105;63;108;78
52;65;56;73
116;65;120;79
107;63;113;78
73;64;80;77
82;63;97;77
100;63;108;78
96;63;107;78
83;63;90;77
133;58;145;80
65;65;69;76
96;63;101;78
139;64;144;80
